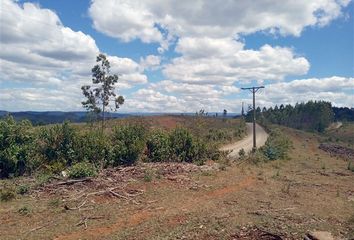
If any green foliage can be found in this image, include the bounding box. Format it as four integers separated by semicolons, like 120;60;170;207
261;128;292;161
238;148;246;159
0;185;16;201
169;128;207;163
37;122;76;168
0;116;34;178
252;101;334;132
68;162;97;179
35;172;53;186
18;206;31;216
247;150;267;164
143;170;153;182
17;184;29;195
111;124;146;166
75;130;112;168
81;54;124;128
170;128;194;162
146;130;171;162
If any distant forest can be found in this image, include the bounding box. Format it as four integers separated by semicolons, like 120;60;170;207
247;101;354;132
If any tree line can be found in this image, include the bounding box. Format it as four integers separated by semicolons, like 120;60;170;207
247;100;335;132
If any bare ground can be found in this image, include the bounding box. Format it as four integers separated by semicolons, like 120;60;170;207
1;126;353;240
220;123;268;158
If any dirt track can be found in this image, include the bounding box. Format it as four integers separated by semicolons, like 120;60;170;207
221;123;268;157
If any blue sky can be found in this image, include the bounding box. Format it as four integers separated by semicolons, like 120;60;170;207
1;0;353;112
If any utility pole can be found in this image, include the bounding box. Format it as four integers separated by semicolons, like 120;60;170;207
241;86;264;151
241;102;244;116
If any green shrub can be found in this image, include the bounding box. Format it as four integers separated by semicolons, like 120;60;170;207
0;116;34;178
261;128;292;161
75;130;112;168
17;185;29;195
0;185;16;201
146;130;171;162
169;128;195;162
247;150;267;164
238;148;246;159
111;124;146;166
169;128;207;164
37;122;76;168
18;206;31;216
143;170;153;182
68;162;96;179
35;172;53;186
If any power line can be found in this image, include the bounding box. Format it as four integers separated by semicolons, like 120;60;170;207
241;86;264;151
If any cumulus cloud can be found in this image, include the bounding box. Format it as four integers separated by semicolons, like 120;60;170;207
140;55;161;70
164;38;310;84
258;76;354;107
0;0;149;111
89;0;350;45
119;76;353;113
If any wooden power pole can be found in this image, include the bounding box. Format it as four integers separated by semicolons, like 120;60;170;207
241;86;264;151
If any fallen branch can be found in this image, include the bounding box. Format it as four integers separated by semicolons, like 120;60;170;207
76;216;105;229
23;220;54;235
54;178;92;186
64;199;88;211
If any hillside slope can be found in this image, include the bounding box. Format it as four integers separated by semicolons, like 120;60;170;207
0;126;353;239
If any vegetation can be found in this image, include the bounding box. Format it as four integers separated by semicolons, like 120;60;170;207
247;126;292;163
0;117;34;178
146;130;172;162
111;124;146;166
81;54;124;129
333;107;354;122
0;185;16;201
248;100;334;132
68;162;97;179
0;115;246;179
260;128;292;161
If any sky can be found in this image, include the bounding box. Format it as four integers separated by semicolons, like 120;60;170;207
0;0;353;113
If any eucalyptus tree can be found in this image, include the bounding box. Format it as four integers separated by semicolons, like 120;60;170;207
81;54;124;130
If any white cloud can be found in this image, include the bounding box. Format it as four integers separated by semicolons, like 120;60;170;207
258;76;354;107
89;0;163;43
164;38;310;84
0;0;149;111
89;0;350;45
140;55;161;70
119;76;353;113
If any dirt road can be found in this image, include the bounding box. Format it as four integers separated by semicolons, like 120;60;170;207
221;123;268;158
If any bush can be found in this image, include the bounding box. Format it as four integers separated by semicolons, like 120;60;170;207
68;162;97;179
0;116;34;178
75;130;112;168
247;150;267;164
37;122;76;168
169;128;207;164
238;148;246;159
17;185;29;195
261;128;292;161
111;124;146;166
0;185;16;201
146;130;171;162
18;206;31;216
169;128;195;162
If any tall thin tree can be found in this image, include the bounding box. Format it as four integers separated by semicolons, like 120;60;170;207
81;54;124;130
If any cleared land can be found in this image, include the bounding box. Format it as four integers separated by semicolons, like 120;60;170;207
0;122;353;239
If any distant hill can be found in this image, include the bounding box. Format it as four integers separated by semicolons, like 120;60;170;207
0;111;131;125
0;111;241;125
